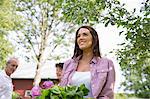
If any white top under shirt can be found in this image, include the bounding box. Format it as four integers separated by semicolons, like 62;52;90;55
71;71;93;98
0;70;13;99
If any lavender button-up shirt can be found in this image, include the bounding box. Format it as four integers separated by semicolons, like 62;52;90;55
59;56;115;99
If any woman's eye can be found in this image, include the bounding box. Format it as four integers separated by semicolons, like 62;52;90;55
77;35;80;38
77;33;88;38
83;33;88;36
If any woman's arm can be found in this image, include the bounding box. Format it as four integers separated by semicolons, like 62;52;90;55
98;60;116;99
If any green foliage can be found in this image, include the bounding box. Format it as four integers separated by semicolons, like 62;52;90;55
12;91;22;99
0;34;14;69
0;0;21;30
115;93;127;99
0;0;22;69
101;0;150;98
61;0;106;25
36;84;89;99
114;93;140;99
111;1;150;98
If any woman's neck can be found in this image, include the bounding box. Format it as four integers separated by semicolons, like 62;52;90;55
82;51;93;62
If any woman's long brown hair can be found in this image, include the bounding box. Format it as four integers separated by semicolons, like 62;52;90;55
72;26;101;59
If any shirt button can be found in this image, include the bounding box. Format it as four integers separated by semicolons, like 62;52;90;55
92;84;95;88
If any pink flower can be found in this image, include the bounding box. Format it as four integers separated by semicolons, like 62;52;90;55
42;81;54;89
31;86;41;97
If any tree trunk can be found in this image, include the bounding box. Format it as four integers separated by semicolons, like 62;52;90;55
33;61;43;86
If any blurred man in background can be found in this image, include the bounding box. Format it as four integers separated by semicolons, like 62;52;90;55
0;57;19;99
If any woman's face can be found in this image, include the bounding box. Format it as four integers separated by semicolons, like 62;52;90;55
77;28;93;51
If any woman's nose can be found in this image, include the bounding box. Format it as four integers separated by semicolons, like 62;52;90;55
78;35;84;39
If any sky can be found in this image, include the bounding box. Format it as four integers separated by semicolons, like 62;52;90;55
11;0;144;93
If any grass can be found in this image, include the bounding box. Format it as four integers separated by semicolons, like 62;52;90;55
115;93;147;99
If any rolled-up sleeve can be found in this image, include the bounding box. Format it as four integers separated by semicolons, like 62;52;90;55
98;60;115;99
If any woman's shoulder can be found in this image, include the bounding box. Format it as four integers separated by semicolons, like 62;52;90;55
94;57;114;71
63;59;74;70
64;59;74;65
97;57;113;63
96;57;114;66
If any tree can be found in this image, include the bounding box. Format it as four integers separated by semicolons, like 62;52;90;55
61;0;106;25
14;0;76;86
0;35;14;69
113;1;150;97
60;0;150;97
0;0;20;69
99;0;150;97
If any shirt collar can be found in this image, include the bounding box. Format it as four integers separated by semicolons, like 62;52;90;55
2;70;11;79
90;57;98;64
73;55;100;64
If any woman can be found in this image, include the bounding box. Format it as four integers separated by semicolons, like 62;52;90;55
59;26;115;99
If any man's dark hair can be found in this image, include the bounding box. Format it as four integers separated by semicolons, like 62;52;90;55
55;63;64;69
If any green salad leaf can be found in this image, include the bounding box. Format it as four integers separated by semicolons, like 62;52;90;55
36;84;89;99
